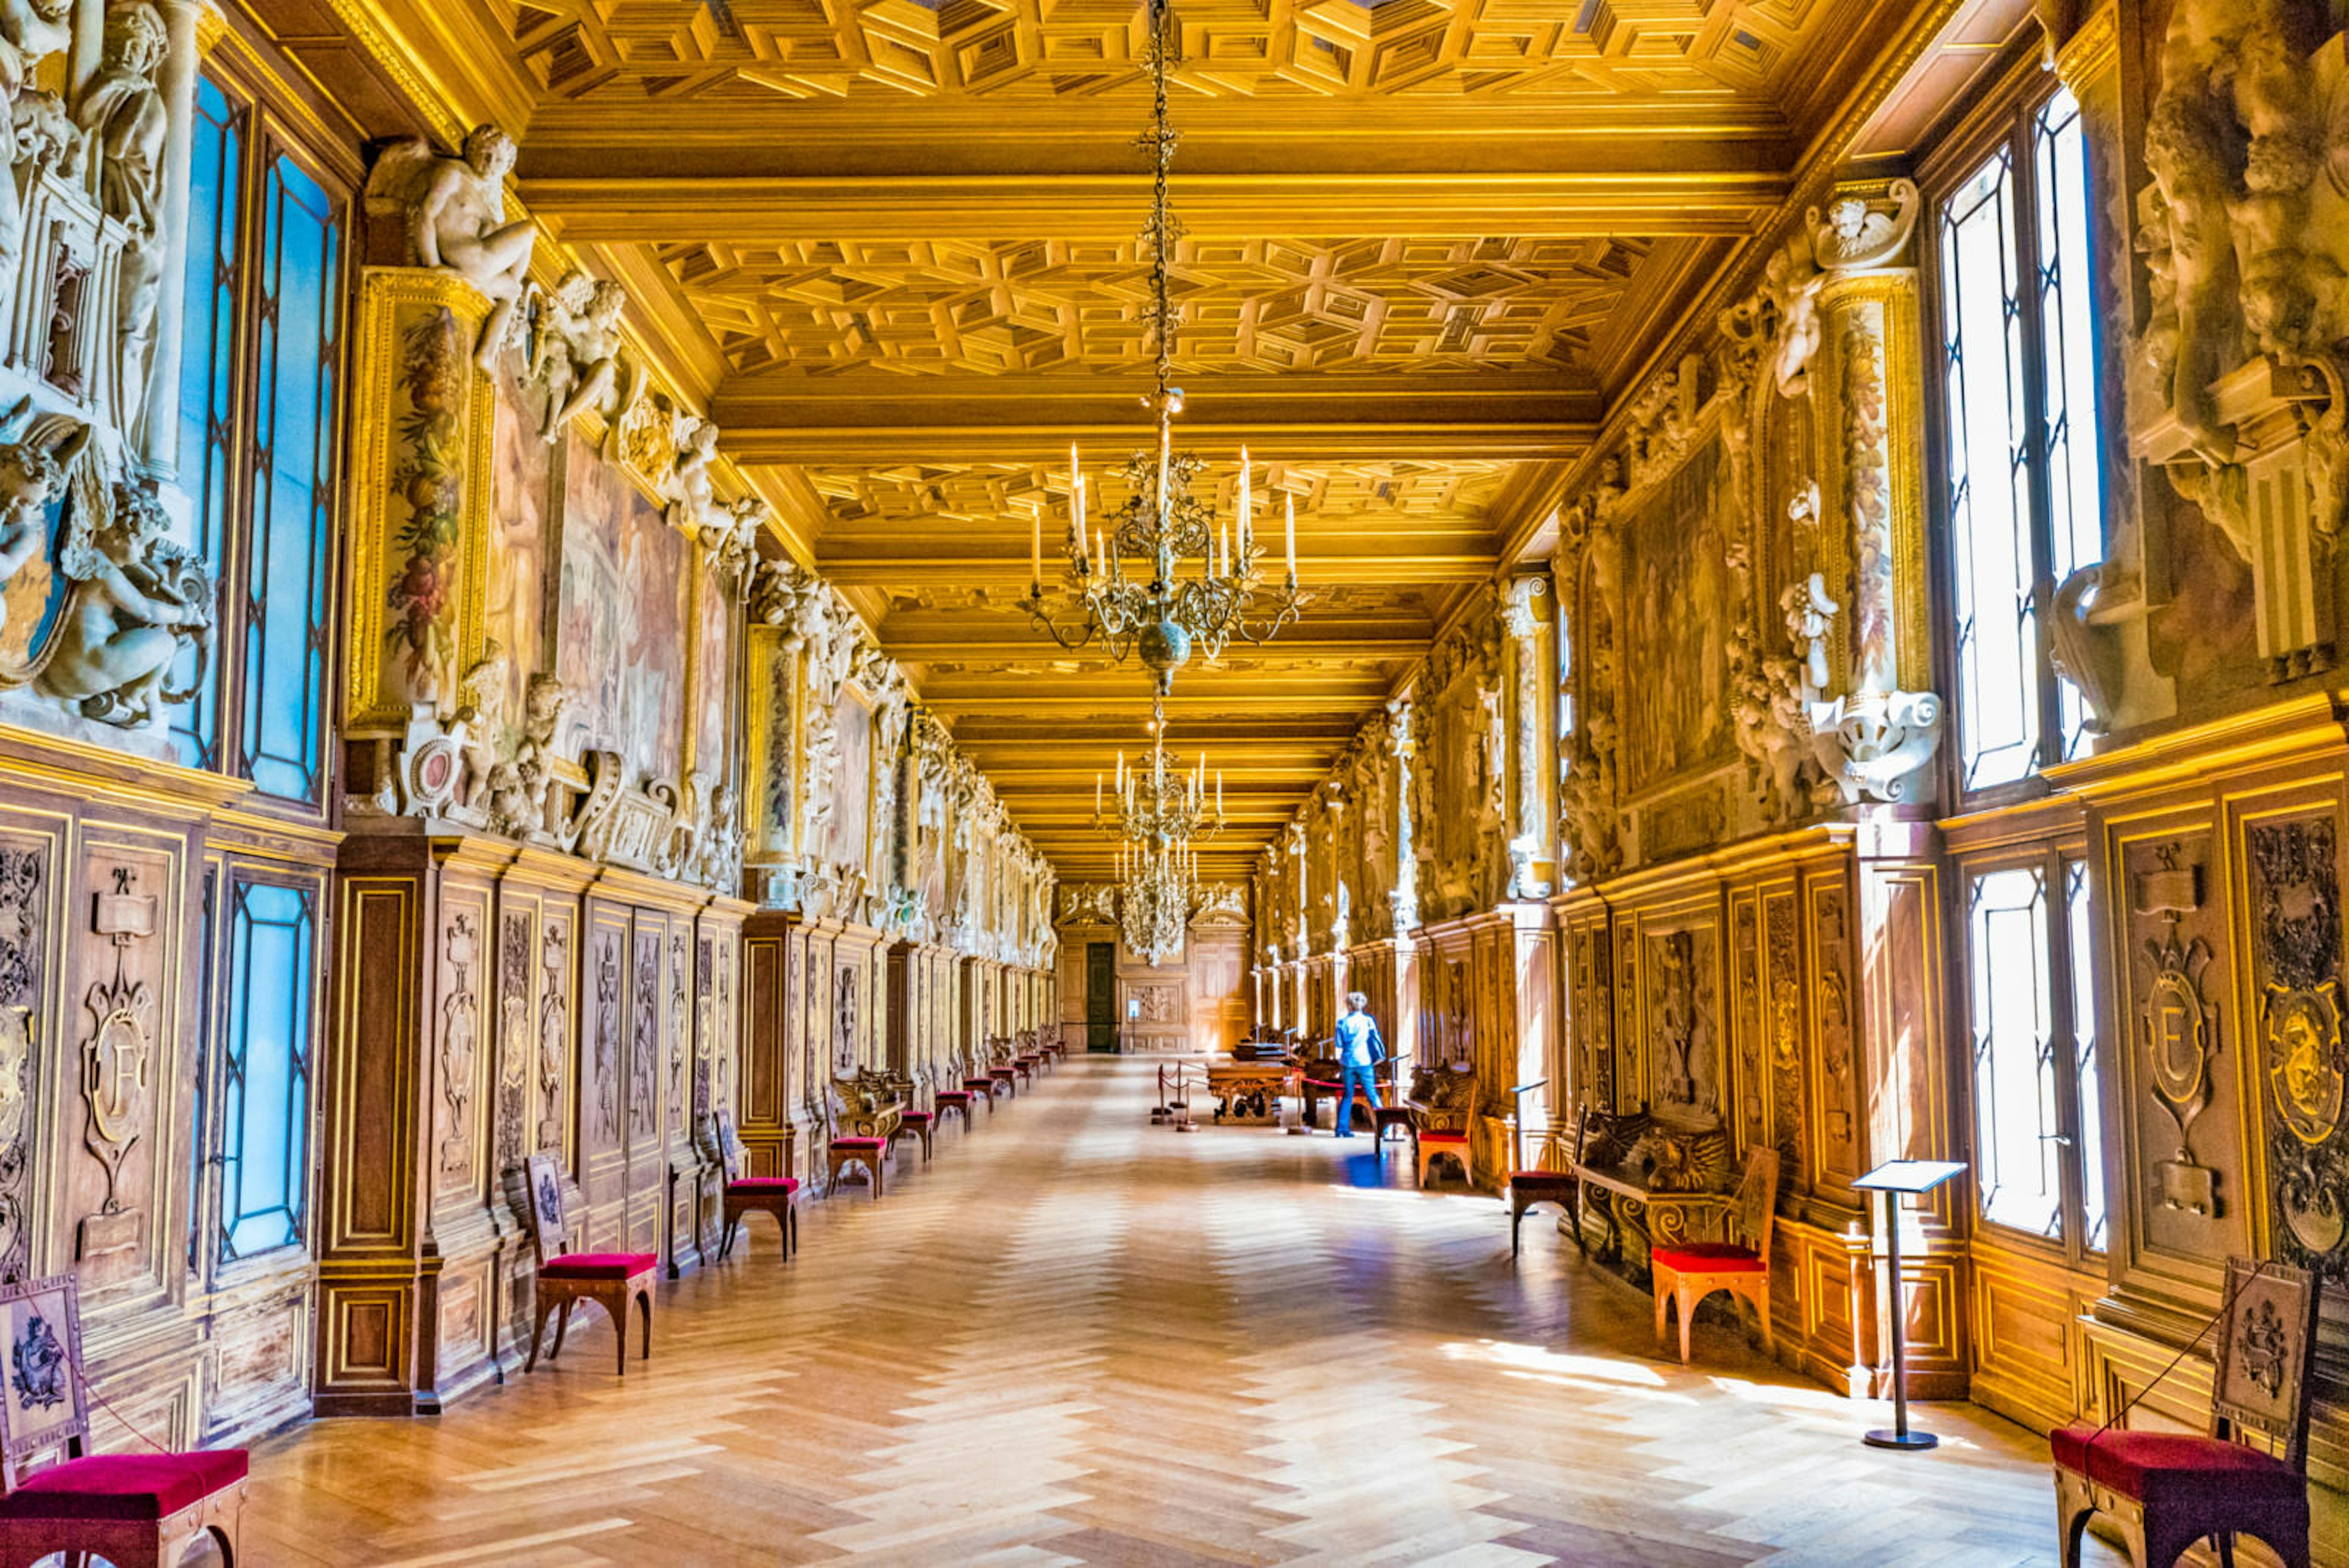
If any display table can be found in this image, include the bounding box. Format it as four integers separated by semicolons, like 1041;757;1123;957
1207;1061;1298;1121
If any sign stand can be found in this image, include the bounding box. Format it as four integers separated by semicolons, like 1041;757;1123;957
1850;1159;1967;1452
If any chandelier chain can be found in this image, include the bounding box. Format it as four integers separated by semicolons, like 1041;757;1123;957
1019;0;1303;696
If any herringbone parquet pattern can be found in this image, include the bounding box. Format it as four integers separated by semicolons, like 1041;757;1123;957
243;1061;2115;1566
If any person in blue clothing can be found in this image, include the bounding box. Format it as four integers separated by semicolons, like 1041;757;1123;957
1332;991;1385;1138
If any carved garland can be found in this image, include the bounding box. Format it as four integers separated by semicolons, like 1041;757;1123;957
537;920;569;1153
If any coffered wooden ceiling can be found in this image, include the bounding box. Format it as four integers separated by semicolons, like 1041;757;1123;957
360;0;1924;882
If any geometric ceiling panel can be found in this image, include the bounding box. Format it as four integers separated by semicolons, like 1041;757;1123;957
661;236;1647;378
807;455;1514;529
498;0;1843;106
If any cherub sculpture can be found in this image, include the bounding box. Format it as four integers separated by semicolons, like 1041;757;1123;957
663;417;720;533
530;269;640;441
450;639;509;810
0;401;86;631
484;673;568;841
38;483;210;726
366;125;535;374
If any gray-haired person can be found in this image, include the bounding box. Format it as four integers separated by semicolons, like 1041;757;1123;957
1332;991;1386;1137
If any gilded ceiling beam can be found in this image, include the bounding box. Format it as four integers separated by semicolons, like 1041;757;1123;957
525;172;1789;244
817;553;1493;587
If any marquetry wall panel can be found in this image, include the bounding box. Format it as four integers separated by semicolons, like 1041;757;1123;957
316;836;745;1415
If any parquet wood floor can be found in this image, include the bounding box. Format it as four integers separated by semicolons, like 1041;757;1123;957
244;1060;2120;1566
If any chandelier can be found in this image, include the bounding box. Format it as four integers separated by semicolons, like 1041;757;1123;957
1022;0;1304;694
1103;733;1221;965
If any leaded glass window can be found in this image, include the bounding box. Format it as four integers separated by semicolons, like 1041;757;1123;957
1964;849;2107;1257
168;76;243;771
1968;865;2062;1236
1935;85;2107;796
239;152;340;801
219;878;314;1261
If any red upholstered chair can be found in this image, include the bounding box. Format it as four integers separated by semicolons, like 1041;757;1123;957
933;1048;981;1129
1017;1028;1050;1077
823;1087;891;1200
987;1037;1023;1096
0;1274;247;1568
968;1041;1011;1104
2053;1257;2321;1568
712;1110;798;1260
885;1069;936;1162
1651;1146;1778;1364
518;1151;656;1375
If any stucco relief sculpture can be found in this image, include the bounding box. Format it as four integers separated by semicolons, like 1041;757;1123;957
2141;0;2332;463
0;0;74;310
1808;308;1943;804
661;413;774;585
2121;1;2349;683
71;2;164;439
483;674;570;843
1732;571;1841;829
366;125;534;374
525;267;642;443
35;478;210;727
1556;488;1624;883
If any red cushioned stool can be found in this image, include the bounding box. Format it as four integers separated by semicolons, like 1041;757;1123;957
1652;1148;1777;1365
932;1083;978;1129
1414;1129;1469;1187
2053;1256;2320;1568
892;1107;936;1162
517;1151;656;1375
0;1273;247;1568
712;1109;798;1260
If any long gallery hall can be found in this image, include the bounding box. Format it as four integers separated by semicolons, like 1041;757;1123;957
0;1;2339;1566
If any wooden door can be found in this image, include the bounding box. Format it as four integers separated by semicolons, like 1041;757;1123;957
1085;941;1117;1052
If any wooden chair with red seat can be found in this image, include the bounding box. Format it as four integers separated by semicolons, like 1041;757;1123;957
1508;1099;1588;1259
988;1036;1027;1095
823;1085;891;1200
961;1041;1008;1108
1651;1146;1778;1364
1409;1061;1479;1187
878;1068;935;1162
933;1046;982;1129
1017;1028;1048;1079
2052;1256;2321;1568
712;1110;799;1260
518;1151;656;1375
0;1273;247;1568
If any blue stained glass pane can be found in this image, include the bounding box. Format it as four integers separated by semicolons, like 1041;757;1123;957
242;152;340;802
168;76;242;771
221;880;313;1261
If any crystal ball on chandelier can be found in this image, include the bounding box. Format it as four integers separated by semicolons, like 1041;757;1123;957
1140;617;1191;676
